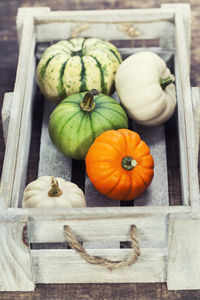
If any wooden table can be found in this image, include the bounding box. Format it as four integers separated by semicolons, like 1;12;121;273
0;0;200;298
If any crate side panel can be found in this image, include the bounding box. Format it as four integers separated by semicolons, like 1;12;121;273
32;248;167;283
175;12;199;210
28;214;168;248
35;21;174;47
0;16;35;208
34;9;175;24
174;56;189;206
1;93;13;145
0;215;34;291
11;37;37;208
167;218;200;290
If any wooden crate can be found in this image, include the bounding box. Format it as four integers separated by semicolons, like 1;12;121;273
1;3;200;291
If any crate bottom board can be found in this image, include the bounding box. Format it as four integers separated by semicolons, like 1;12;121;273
21;47;182;210
41;98;169;208
24;90;181;209
31;248;167;284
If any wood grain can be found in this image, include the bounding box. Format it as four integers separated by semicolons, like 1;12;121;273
31;248;167;284
1;0;200;298
0;215;34;291
167;218;200;290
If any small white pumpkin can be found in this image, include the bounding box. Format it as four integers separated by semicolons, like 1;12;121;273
22;176;86;208
115;51;177;126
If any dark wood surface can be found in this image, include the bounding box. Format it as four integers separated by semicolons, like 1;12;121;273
1;0;200;299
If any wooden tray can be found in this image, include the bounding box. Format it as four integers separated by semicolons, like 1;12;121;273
1;3;200;291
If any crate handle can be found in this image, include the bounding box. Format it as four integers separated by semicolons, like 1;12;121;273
63;224;140;271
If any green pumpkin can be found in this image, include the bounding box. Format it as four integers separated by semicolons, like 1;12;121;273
49;89;128;160
37;37;122;104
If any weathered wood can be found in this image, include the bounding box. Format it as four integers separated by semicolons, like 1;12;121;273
167;217;200;290
16;7;51;46
38;100;72;180
191;87;200;163
35;19;174;44
11;36;36;208
1;92;13;144
0;15;35;208
7;205;191;218
161;3;191;67
173;57;189;206
175;11;199;211
31;248;167;284
28;214;168;248
35;8;174;22
0;214;34;291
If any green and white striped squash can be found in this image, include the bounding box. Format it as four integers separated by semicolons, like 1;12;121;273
37;38;122;104
49;89;128;160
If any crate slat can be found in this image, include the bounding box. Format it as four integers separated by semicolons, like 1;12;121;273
174;56;189;206
8;205;191;218
0;16;35;209
174;12;199;210
31;247;167;284
1;92;13;145
35;20;174;45
28;214;168;248
191;87;200;162
38;100;72;180
34;8;174;20
11;37;37;208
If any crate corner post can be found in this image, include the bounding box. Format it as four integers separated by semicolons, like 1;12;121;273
0;214;35;291
16;6;51;46
167;216;200;290
161;2;191;63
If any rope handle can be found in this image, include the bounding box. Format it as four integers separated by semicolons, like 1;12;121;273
63;224;140;271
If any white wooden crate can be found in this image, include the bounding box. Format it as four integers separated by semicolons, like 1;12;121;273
1;3;200;291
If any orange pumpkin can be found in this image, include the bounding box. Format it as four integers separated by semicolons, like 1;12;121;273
85;129;154;201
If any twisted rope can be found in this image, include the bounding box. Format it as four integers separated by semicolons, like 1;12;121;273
63;224;140;271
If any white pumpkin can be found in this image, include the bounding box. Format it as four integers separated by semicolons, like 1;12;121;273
115;51;177;126
22;176;86;208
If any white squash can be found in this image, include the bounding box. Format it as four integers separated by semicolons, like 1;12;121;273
115;51;177;126
22;176;86;208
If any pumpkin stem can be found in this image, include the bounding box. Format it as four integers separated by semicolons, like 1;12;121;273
48;177;63;197
160;74;175;90
80;89;99;112
122;156;137;171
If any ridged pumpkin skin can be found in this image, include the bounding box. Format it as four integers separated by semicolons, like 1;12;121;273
85;129;154;201
37;37;122;104
49;91;128;160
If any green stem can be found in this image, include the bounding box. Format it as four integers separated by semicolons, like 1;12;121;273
160;74;175;90
48;177;63;197
80;89;99;112
122;156;137;171
71;50;82;57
